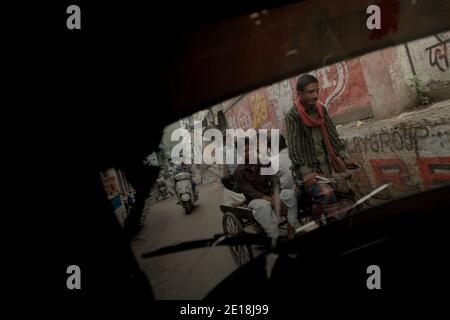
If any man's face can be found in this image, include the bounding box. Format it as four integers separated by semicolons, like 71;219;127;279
298;82;320;109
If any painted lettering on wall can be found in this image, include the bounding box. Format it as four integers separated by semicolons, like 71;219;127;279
425;35;450;72
346;125;430;154
369;158;409;188
416;157;450;189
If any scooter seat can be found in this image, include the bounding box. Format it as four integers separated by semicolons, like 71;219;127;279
174;172;191;181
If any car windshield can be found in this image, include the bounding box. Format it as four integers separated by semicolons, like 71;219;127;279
99;4;450;300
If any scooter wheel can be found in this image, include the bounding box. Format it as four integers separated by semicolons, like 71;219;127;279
184;202;193;215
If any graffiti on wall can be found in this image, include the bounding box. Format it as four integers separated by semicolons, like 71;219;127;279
286;59;371;117
345;125;432;154
425;34;450;72
369;158;410;188
313;63;349;108
268;80;294;121
339;112;450;195
224;90;277;131
313;59;371;117
238;107;252;130
367;157;450;191
343;119;450;193
250;92;268;128
225;58;372;131
417;157;450;189
226;114;238;130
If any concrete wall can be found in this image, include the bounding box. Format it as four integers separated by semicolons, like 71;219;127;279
156;32;450;193
310;58;373;124
219;33;450;198
224;56;375;133
360;46;417;120
221;97;450;197
222;32;449;128
406;31;450;102
338;100;450;196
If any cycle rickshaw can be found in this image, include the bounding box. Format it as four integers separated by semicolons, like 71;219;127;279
220;164;391;267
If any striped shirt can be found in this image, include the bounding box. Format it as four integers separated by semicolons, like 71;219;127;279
285;105;347;178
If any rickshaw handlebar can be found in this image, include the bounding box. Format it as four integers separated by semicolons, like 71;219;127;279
294;164;361;187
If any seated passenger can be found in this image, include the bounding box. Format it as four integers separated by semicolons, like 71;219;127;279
233;138;299;240
221;175;246;207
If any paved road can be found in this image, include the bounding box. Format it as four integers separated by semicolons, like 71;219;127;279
136;181;238;300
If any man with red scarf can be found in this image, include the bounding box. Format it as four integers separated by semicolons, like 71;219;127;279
286;74;357;206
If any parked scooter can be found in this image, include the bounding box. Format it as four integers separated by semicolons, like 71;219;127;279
174;172;199;214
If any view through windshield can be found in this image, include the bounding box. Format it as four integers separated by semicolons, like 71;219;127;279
100;30;450;299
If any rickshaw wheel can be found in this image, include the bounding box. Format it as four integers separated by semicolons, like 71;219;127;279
222;212;253;267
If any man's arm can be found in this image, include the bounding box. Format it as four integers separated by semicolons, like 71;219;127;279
323;106;347;159
286;112;314;178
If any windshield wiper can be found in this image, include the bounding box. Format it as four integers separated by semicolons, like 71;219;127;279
142;233;272;258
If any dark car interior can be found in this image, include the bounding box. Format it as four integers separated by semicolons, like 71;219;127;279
46;0;450;313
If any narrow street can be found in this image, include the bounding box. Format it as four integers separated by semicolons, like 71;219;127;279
135;181;238;300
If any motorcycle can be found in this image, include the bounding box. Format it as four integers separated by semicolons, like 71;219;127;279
174;172;199;214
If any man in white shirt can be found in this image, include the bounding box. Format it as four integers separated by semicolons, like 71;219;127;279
271;135;300;235
276;136;295;191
